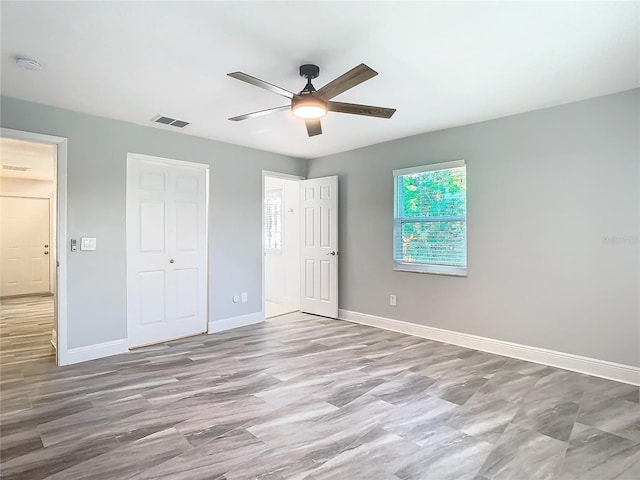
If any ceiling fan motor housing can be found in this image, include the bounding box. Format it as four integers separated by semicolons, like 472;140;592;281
299;64;320;79
293;65;327;119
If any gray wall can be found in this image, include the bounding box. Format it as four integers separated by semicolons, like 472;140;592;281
3;90;638;366
1;96;306;349
308;89;640;367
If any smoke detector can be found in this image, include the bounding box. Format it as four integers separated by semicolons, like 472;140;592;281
15;57;42;71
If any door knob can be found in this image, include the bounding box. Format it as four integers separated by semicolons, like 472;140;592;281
326;251;337;256
44;244;49;248
169;259;175;264
44;251;49;255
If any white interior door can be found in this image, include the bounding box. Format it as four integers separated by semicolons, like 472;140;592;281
300;176;338;318
0;196;50;297
127;154;207;347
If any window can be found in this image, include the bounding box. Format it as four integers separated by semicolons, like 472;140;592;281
393;160;467;276
265;189;283;251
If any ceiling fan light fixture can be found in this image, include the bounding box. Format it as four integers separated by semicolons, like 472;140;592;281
291;95;327;119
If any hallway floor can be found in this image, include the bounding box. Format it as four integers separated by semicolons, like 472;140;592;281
0;294;55;367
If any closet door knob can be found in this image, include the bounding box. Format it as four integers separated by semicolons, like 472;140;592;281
169;259;175;264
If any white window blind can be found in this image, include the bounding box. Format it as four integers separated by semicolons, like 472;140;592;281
393;160;467;275
265;189;282;251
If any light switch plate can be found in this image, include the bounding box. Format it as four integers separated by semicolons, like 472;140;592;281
81;237;97;251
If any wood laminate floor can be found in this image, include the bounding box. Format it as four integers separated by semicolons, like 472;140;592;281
1;295;639;479
1;295;55;367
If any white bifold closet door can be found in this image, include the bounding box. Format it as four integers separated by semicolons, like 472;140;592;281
126;154;207;348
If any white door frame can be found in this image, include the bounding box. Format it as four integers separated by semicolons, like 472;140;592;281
261;170;304;319
126;152;210;344
1;127;69;366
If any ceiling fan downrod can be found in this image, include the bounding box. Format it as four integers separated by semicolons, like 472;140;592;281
299;64;319;93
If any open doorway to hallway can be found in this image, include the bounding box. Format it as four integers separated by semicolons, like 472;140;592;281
0;136;57;365
264;174;301;319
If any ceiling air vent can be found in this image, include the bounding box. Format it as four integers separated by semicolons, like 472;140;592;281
153;115;190;128
2;165;30;171
170;120;190;128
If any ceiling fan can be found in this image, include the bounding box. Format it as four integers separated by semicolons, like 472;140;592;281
227;64;396;137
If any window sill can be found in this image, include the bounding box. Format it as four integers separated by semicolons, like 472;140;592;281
393;263;467;277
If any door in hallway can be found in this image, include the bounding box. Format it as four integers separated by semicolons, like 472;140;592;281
0;196;50;296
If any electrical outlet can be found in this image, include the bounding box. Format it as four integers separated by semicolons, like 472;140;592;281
233;295;240;303
241;292;247;303
390;294;397;306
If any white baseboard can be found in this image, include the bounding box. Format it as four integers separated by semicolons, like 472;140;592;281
208;311;264;334
58;312;265;365
60;338;129;366
339;309;640;386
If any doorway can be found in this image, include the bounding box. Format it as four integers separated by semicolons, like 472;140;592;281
262;172;339;320
263;173;301;318
0;136;57;364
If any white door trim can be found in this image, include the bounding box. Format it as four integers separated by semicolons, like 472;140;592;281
126;152;210;344
261;171;304;320
128;152;210;170
1;127;68;366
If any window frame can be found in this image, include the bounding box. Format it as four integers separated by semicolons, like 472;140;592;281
393;159;467;276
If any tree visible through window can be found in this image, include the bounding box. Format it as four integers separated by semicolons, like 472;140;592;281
393;160;467;275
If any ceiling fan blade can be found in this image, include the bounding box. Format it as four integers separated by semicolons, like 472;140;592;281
227;72;294;99
328;101;396;119
305;119;322;137
316;64;378;100
228;105;290;122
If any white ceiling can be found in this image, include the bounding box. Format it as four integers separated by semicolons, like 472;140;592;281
1;1;638;160
0;137;56;181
